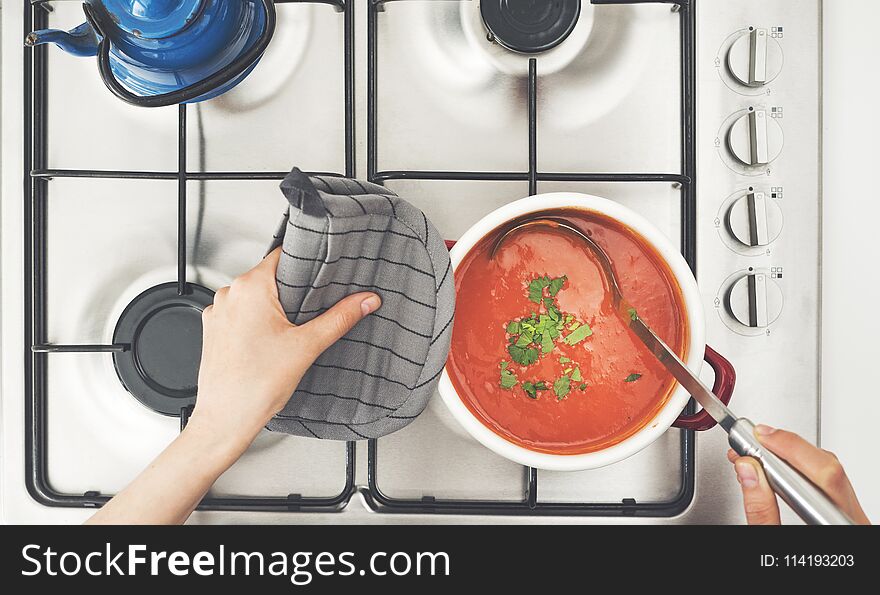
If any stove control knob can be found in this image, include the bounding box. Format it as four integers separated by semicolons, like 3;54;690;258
728;107;784;166
727;272;783;328
727;27;783;87
727;190;783;247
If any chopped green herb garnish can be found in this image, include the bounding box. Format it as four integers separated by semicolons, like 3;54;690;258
508;344;539;366
515;329;535;347
628;307;638;322
553;375;571;400
500;374;518;389
522;380;549;400
540;330;554;355
528;277;551;303
535;315;549;335
624;373;642;383
500;361;518;389
498;273;598;401
548;275;567;297
564;323;593;345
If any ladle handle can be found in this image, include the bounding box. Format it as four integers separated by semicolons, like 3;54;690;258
729;418;854;525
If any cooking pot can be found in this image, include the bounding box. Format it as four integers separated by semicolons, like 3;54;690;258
439;193;735;471
24;0;276;107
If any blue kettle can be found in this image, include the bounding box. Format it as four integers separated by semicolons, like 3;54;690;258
25;0;276;107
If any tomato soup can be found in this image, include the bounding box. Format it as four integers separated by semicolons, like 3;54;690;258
448;208;688;455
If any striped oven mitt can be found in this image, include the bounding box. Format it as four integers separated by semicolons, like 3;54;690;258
267;168;455;440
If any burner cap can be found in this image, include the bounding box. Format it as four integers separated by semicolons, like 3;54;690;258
481;0;581;54
112;282;214;416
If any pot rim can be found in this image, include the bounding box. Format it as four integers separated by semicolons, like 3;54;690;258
438;192;706;471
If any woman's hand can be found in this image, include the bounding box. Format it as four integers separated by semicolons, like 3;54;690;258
728;425;870;525
188;247;381;454
87;248;380;524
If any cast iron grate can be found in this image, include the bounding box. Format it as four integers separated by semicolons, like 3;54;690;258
23;0;356;512
362;0;699;517
24;0;699;517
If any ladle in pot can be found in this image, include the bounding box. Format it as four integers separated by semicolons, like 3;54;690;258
491;217;633;320
490;216;854;525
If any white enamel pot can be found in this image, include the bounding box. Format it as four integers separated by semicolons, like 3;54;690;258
438;193;736;471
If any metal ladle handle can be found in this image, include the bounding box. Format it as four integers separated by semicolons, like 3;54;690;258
728;418;854;525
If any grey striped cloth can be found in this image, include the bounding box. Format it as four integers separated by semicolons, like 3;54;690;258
266;168;455;440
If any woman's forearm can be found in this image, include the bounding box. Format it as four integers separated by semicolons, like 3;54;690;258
84;249;379;525
86;419;254;525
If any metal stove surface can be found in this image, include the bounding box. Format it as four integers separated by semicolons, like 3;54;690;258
2;0;822;524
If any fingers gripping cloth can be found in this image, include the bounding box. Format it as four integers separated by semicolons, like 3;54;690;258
267;168;455;440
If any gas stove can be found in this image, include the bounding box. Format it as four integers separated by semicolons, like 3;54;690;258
2;0;822;524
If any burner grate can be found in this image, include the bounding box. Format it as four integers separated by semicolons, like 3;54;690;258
23;0;356;513
24;0;700;517
364;0;699;517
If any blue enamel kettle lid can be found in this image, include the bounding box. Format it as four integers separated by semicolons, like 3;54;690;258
102;0;204;40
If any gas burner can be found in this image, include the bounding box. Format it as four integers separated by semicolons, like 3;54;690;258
481;0;581;54
112;283;214;416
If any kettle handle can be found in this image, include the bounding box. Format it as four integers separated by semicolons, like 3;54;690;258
84;0;276;108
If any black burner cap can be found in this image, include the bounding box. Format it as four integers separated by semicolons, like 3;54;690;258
112;282;214;416
481;0;581;54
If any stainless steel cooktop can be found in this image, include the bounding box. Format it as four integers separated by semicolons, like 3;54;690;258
1;0;822;523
